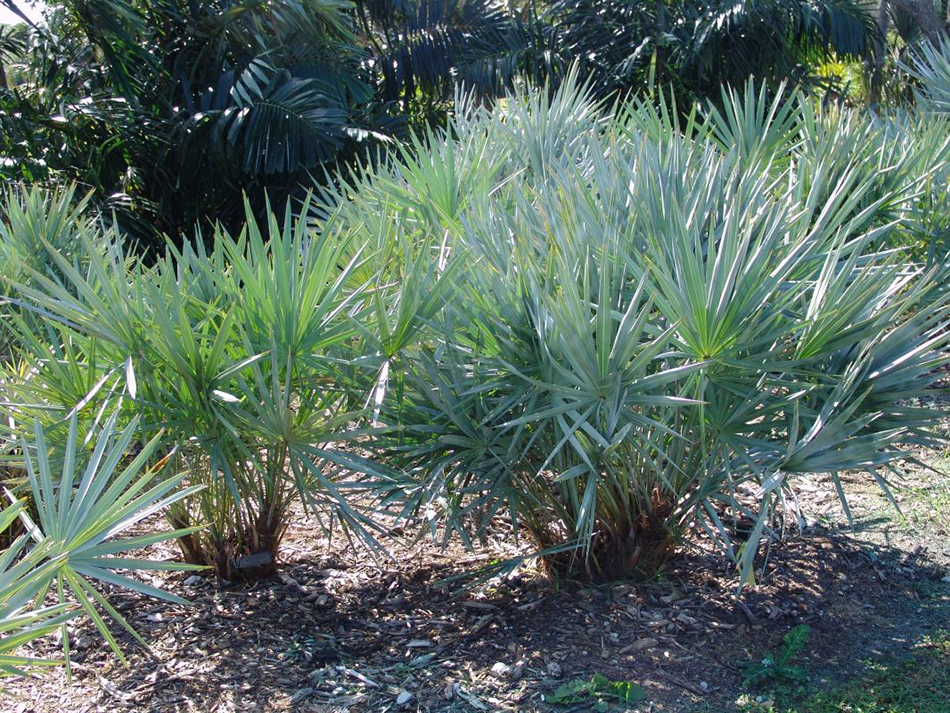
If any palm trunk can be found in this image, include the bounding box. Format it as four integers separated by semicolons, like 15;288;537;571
890;0;948;44
868;1;891;106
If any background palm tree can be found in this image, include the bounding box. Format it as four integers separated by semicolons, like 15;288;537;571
547;0;878;101
0;0;886;246
1;0;391;245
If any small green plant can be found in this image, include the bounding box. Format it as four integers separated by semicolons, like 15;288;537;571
280;635;324;663
547;673;647;710
743;625;811;688
740;631;950;713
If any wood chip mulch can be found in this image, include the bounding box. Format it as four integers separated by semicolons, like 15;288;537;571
5;468;950;713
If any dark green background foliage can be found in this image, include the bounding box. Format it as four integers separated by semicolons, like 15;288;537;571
0;0;912;247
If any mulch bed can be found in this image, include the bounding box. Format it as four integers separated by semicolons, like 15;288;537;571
6;480;949;713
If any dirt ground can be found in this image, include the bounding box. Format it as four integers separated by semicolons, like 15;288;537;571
5;446;950;713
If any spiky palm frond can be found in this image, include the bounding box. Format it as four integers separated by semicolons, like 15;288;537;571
0;500;78;678
903;36;950;113
0;410;204;678
548;0;878;100
357;0;532;104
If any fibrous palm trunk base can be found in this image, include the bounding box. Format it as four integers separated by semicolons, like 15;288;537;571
171;506;286;580
538;508;676;582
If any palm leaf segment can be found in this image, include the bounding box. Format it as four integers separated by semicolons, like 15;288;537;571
12;412;203;667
